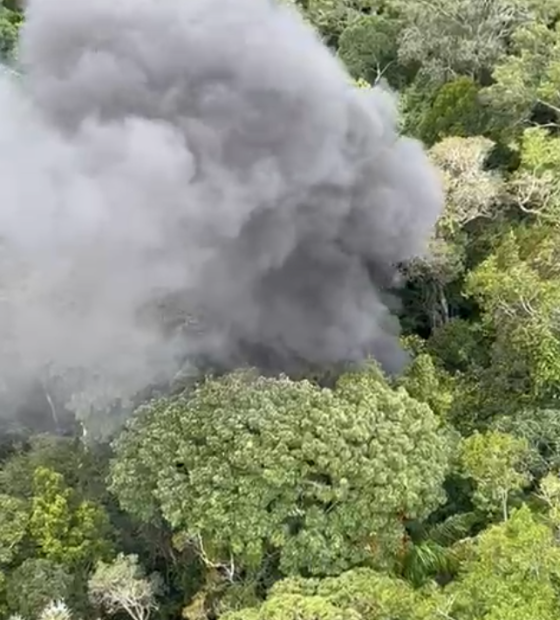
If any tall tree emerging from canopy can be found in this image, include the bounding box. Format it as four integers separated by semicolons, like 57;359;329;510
110;367;451;578
394;0;528;85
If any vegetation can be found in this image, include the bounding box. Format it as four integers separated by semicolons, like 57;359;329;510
4;0;560;618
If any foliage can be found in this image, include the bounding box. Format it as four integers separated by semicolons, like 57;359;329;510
0;494;28;564
459;431;532;518
111;368;451;577
429;136;505;236
394;0;527;85
0;434;110;502
6;0;560;618
0;5;21;60
426;319;492;374
509;127;560;218
444;506;560;619
88;553;159;620
337;14;404;87
222;568;437;620
397;351;457;420
493;408;560;476
538;471;560;524
6;559;72;619
38;600;74;620
466;224;560;410
417;77;491;145
29;466;112;567
483;10;560;133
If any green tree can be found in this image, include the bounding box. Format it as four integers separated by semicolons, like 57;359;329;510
225;593;358;620
0;570;7;618
293;0;376;48
5;559;72;619
29;467;112;568
222;568;438;620
459;431;532;519
0;5;21;61
465;224;560;411
396;349;457;420
426;319;492;375
0;494;28;564
0;434;110;503
507;127;560;220
417;77;491;145
111;367;451;577
401;136;505;335
394;0;527;85
337;14;405;87
443;505;560;619
538;471;560;525
483;4;560;133
494;408;560;476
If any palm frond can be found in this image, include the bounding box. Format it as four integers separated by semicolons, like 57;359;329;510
426;511;480;546
401;541;457;587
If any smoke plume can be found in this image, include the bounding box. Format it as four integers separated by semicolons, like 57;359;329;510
0;0;443;427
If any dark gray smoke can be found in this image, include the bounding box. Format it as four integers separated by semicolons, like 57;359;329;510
0;0;442;426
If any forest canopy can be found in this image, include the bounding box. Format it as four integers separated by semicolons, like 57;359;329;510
2;0;560;620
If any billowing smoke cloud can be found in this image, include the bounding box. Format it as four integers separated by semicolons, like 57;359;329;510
0;0;442;428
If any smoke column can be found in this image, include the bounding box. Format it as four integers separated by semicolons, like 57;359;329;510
0;0;443;426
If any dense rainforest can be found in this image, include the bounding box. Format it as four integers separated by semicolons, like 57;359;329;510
3;0;560;618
